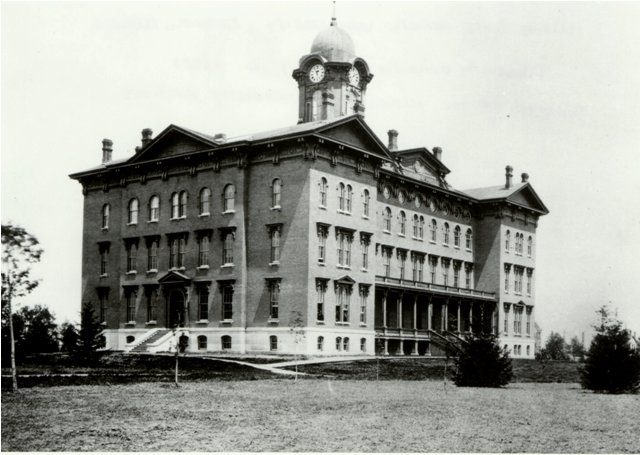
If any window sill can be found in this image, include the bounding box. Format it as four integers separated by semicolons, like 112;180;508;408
442;244;449;247
220;320;233;324
362;215;369;220
429;240;436;245
268;319;279;324
126;271;137;275
221;264;235;269
101;227;109;231
319;205;327;210
196;320;209;324
270;206;281;211
316;321;325;325
147;220;158;224
361;268;368;272
335;322;350;326
198;213;210;218
127;223;138;227
145;321;157;326
125;322;136;327
197;265;210;270
99;273;108;278
466;248;472;252
454;246;460;250
398;234;406;238
383;230;391;235
337;210;352;216
359;323;367;327
268;261;280;266
222;210;236;215
318;261;326;266
169;267;186;271
337;265;351;270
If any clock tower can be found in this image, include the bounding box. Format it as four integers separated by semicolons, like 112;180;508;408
292;17;373;124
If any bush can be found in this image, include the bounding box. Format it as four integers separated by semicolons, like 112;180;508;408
453;333;513;387
580;307;640;394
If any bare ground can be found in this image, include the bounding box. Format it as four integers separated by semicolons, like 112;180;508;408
2;380;638;452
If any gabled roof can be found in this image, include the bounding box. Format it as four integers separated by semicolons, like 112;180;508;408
463;182;549;215
158;270;191;284
395;147;451;175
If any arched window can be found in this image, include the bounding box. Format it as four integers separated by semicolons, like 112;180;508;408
317;336;324;351
345;185;353;213
383;207;392;232
221;335;232;350
430;219;437;242
443;223;450;245
363;189;370;217
179;191;187;217
360;338;366;352
269;335;278;351
199;188;211;215
102;204;110;229
454;226;461;247
527;236;533;257
419;216;425;239
198;335;208;350
526;345;530;356
466;228;473;250
336;336;342;351
343;337;350;352
223;184;235;212
149;196;160;221
399;211;406;235
171;193;179;219
320;178;327;207
271;178;281;208
128;198;139;224
413;215;419;238
223;232;234;265
338;183;345;211
505;230;511;251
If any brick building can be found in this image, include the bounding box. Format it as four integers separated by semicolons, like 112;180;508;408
70;17;548;357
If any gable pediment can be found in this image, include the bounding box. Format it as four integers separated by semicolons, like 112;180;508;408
129;125;219;164
507;185;549;214
158;270;192;284
315;116;392;160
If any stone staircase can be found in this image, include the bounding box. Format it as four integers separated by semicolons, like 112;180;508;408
130;329;172;352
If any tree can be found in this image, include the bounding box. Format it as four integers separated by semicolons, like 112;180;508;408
580;306;640;394
569;336;586;361
76;301;105;363
60;322;79;353
289;310;306;382
13;305;59;355
543;332;570;361
2;224;44;391
453;333;513;387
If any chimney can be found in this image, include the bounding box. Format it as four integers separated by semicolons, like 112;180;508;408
387;129;398;152
521;172;529;183
505;165;513;189
141;128;153;148
101;139;113;164
213;133;227;144
433;147;442;161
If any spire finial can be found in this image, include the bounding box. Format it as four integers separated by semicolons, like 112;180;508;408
331;1;337;25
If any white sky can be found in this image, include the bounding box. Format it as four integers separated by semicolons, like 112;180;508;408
2;1;640;343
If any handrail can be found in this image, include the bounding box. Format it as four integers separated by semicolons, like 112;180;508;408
375;275;496;300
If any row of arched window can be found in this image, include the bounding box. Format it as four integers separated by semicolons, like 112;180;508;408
102;185;237;228
505;230;533;257
319;178;371;217
382;207;473;249
316;336;367;352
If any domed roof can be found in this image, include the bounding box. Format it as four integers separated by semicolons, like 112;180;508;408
310;18;356;63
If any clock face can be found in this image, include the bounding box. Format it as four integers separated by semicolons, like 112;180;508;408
309;64;325;83
348;66;360;85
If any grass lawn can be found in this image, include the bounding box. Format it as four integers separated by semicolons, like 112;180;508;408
2;381;638;452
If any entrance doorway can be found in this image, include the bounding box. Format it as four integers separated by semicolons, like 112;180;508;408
168;289;185;328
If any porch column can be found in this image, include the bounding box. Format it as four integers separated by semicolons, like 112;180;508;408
413;294;418;330
397;292;403;329
382;290;388;328
469;302;473;334
457;301;461;333
428;299;433;331
396;339;404;356
383;339;389;356
442;302;448;332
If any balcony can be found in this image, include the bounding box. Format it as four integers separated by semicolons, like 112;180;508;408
375;275;496;301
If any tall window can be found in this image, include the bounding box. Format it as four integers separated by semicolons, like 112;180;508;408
360;338;366;352
514;267;524;294
466;228;473;250
125;289;136;322
412;253;424;281
316;279;327;322
337;229;353;267
101;204;110;229
317;336;324;351
454;226;461;248
443;223;450;245
527;236;533;257
419;216;424;239
171;193;180;219
504;308;509;334
526;309;531;336
429;256;437;283
222;336;232;350
442;258;450;285
146;288;157;322
335;283;351;323
126;242;137;273
317;224;328;263
359;285;369;324
198;286;209;320
526;269;533;296
149;196;160;222
98;289;107;323
382;247;392;277
514;306;523;335
199;188;211;215
453;262;460;287
343;337;350;352
179;191;187;218
336;337;342;351
338;183;345;211
198;235;210;267
345;185;353;213
320;178;328;207
504;264;511;292
430;219;437;242
399;211;406;235
398;250;407;279
223;184;235;212
222;231;234;265
413;215;419;238
128;198;139;224
383;207;392;232
270;335;278;351
505;230;511;252
198;336;208;350
268;225;282;263
360;233;371;270
178;237;186;268
221;282;234;320
268;280;280;319
271;178;281;208
99;243;109;275
362;189;370;217
169;236;186;269
465;263;473;289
